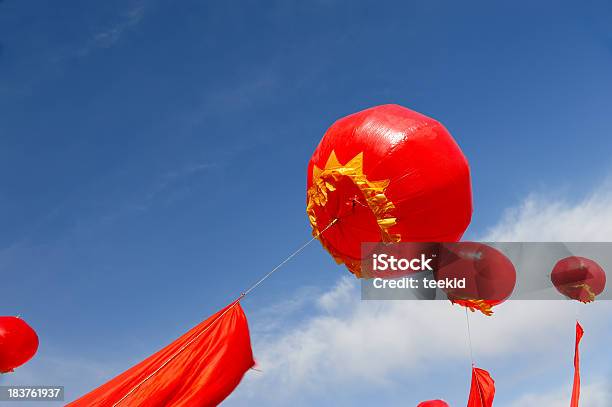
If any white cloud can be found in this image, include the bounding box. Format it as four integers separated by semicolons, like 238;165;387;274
506;380;612;407
77;4;146;56
231;279;608;405
482;184;612;241
8;180;612;406
228;181;612;405
0;354;120;403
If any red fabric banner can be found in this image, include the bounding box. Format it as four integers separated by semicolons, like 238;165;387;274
571;322;585;407
68;302;255;407
467;367;495;407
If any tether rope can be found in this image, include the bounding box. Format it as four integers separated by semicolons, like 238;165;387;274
465;307;475;367
113;217;339;406
464;308;483;404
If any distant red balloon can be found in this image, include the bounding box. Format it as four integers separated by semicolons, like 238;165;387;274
435;242;516;316
417;400;450;407
0;316;39;373
551;256;606;303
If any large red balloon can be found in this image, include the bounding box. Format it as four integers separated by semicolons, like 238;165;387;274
551;256;606;303
435;242;516;316
0;316;39;373
417;399;450;407
307;104;472;277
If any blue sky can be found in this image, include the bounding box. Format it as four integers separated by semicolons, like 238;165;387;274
1;1;612;405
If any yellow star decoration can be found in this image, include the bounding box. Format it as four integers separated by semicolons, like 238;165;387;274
306;151;400;277
453;299;495;316
569;283;597;303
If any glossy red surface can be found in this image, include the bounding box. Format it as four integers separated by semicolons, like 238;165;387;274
308;104;472;275
0;316;39;373
417;399;450;407
435;242;517;312
551;256;606;302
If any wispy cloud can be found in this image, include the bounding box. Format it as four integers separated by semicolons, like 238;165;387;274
78;3;147;56
507;380;612;407
230;279;608;405
0;353;121;403
9;177;612;405
226;179;612;405
3;2;150;101
482;180;612;241
180;66;279;132
142;162;216;205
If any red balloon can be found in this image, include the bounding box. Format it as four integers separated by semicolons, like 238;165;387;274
307;104;472;277
417;400;450;407
0;316;39;373
551;256;606;303
435;242;516;316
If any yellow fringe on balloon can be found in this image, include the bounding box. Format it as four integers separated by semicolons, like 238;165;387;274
453;299;495;317
570;283;597;303
307;151;400;277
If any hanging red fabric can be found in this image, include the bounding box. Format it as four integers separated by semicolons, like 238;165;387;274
467;367;495;407
67;302;255;407
571;322;584;407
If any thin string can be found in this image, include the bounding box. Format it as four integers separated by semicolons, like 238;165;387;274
242;218;338;297
465;307;475;367
113;217;339;406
